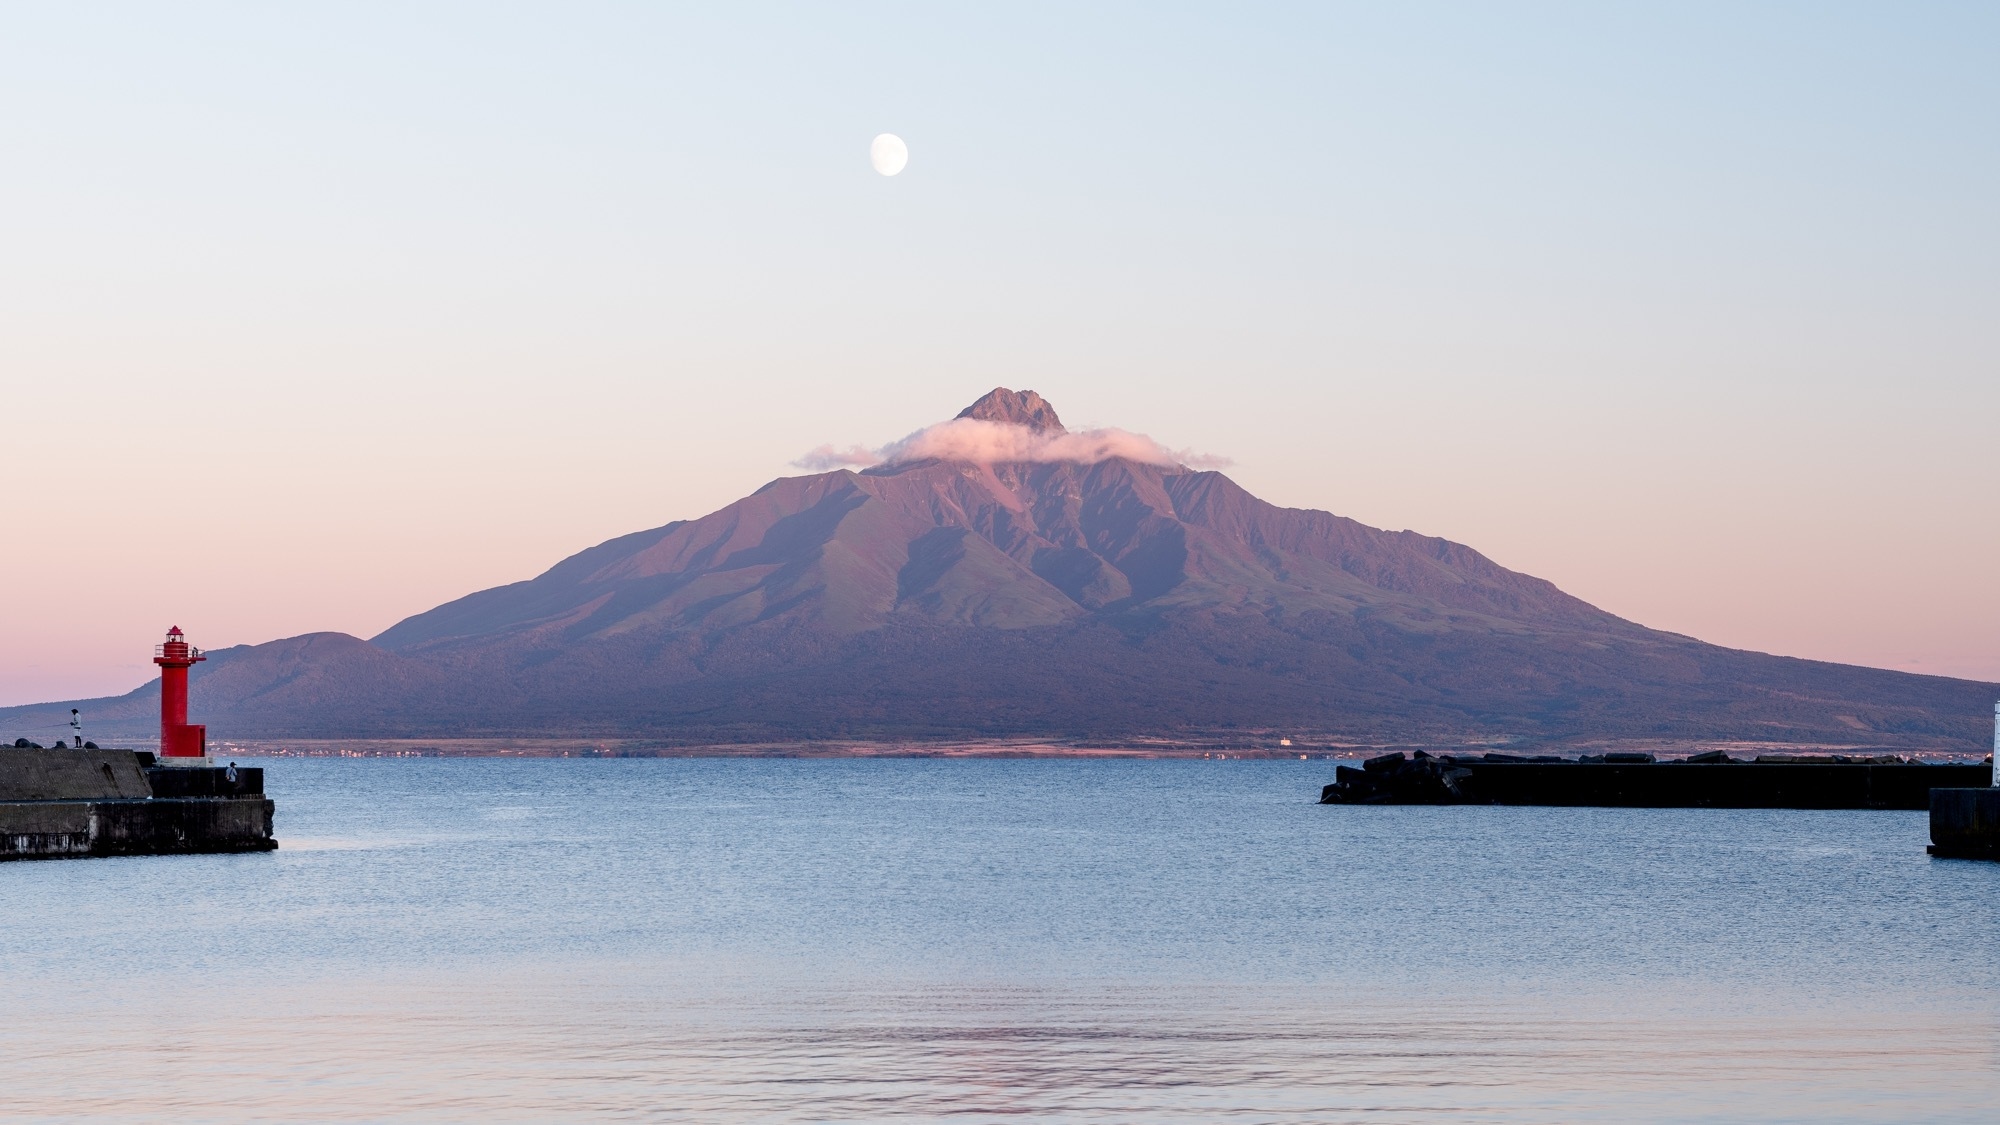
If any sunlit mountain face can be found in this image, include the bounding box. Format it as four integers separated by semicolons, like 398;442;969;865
9;391;1992;750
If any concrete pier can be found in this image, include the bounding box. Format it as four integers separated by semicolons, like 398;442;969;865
1928;788;2000;860
1928;704;2000;860
1321;752;1991;810
0;748;275;860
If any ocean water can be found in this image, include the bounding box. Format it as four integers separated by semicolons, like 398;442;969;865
3;757;1996;1123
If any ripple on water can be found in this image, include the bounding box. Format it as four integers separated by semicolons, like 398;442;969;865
1;757;1995;1123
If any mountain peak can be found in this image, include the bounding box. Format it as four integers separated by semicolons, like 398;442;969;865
956;388;1065;433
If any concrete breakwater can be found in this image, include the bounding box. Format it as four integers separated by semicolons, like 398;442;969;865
1929;788;2000;860
1321;750;1991;810
0;747;275;860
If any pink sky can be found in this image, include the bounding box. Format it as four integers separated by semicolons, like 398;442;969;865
2;5;1995;705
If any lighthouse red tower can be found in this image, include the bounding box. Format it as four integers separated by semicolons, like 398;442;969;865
154;626;208;760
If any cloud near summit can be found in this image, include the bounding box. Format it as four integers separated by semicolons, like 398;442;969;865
793;418;1230;472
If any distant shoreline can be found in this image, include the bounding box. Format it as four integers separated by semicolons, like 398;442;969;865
184;737;1992;763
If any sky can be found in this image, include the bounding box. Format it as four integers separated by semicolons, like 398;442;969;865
2;2;1996;706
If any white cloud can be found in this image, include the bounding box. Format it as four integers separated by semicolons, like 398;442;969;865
792;418;1230;471
790;444;880;470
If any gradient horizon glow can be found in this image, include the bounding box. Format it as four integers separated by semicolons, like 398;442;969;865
2;3;1996;706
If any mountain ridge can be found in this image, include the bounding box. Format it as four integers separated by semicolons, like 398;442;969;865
6;389;1993;750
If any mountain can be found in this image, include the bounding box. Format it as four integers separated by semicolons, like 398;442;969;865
7;390;1993;750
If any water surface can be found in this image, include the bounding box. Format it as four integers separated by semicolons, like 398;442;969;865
4;758;1995;1122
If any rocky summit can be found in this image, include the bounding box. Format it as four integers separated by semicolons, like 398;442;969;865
955;386;1066;431
9;390;1994;748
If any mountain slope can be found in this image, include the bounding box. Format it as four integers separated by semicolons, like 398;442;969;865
7;390;1993;749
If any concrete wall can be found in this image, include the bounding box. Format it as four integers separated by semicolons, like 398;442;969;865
0;748;151;801
0;800;94;857
144;766;263;799
0;797;274;860
1930;788;2000;859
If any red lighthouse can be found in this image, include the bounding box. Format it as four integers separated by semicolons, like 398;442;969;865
154;626;208;760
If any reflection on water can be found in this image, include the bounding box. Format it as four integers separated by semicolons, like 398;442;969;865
275;835;427;851
10;974;1994;1123
3;758;1997;1122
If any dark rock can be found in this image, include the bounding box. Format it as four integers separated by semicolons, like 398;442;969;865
1684;750;1735;764
1320;754;1466;804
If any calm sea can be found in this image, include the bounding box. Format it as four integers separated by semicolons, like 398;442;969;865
3;758;1996;1122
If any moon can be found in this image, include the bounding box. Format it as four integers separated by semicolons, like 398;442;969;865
870;133;909;176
